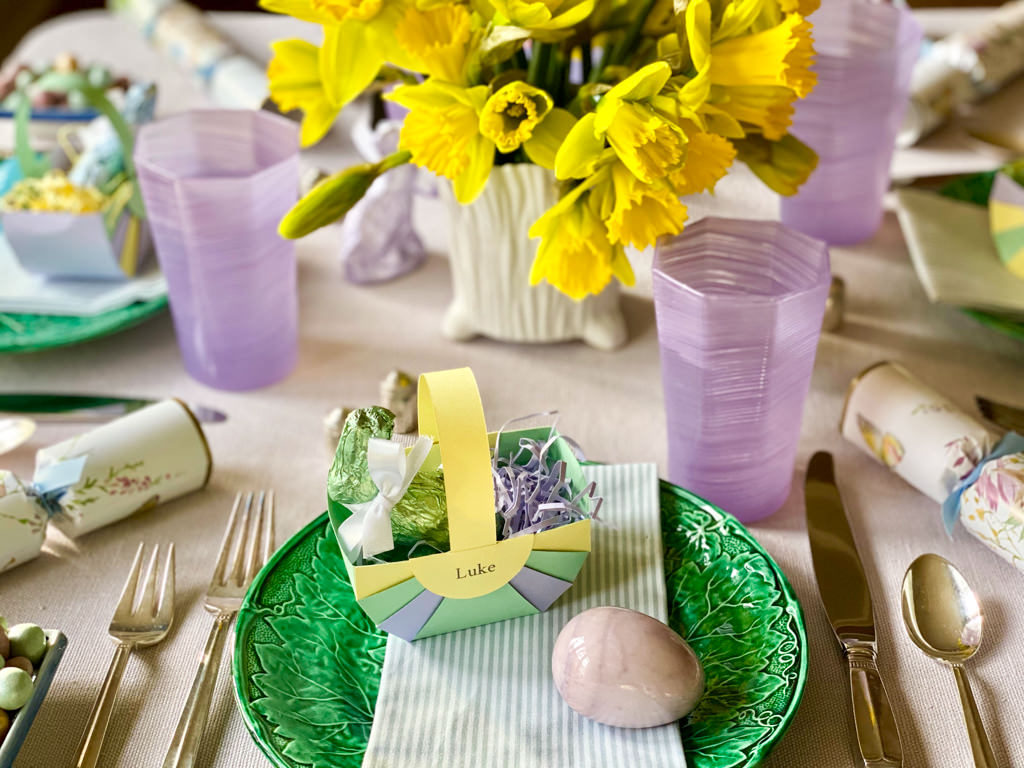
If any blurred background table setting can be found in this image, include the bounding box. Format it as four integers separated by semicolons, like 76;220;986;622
1;0;1024;767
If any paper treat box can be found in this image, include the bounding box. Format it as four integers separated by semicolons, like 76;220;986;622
328;368;593;641
0;77;152;281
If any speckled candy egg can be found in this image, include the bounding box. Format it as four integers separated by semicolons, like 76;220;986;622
551;606;704;728
8;624;45;666
4;657;33;674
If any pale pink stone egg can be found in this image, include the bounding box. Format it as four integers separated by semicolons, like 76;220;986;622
551;606;704;728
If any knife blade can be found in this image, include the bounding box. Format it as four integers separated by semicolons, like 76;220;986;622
805;451;903;768
0;394;227;424
976;396;1024;434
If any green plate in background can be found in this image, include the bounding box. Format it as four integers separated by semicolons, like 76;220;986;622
233;480;807;768
964;309;1024;342
0;296;168;354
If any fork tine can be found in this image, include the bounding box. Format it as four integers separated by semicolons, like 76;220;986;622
114;542;146;619
212;492;245;587
157;543;175;625
261;490;275;567
244;491;265;583
138;543;161;617
228;493;254;586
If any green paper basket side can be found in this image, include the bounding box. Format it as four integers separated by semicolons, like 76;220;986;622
525;550;589;582
358;577;425;625
326;426;592;640
415;584;539;640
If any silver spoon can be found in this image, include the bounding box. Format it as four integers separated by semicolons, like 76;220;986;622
902;554;996;768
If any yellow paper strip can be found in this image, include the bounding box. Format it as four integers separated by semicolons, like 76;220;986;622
417;369;496;552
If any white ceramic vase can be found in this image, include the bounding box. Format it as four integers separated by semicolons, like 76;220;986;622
439;163;628;350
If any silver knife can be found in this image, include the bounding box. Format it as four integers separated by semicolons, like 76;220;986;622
0;394;227;424
805;451;903;768
976;396;1024;434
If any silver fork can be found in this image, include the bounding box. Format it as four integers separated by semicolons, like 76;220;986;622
75;542;175;768
162;491;275;768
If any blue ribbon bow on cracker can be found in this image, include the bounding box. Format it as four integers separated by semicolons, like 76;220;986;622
28;455;87;517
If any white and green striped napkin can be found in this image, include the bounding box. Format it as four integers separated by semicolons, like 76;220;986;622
361;463;686;768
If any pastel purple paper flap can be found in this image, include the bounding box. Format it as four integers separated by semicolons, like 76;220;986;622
509;566;573;612
379;589;443;641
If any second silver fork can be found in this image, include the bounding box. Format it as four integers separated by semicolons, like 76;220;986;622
75;542;175;768
162;491;274;768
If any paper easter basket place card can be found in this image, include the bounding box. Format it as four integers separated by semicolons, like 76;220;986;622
0;74;153;281
326;368;597;642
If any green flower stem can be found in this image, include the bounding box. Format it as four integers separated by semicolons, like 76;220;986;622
588;43;614;83
549;48;568;106
602;0;659;70
378;149;412;173
527;42;552;88
581;42;593;83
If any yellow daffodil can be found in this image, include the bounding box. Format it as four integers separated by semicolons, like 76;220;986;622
267;39;341;147
734;133;817;196
485;0;596;41
529;181;634;299
595;163;687;250
668;131;737;195
479;81;552;153
521;107;576;169
388;80;493;203
556;62;688;184
394;3;477;83
262;0;417;111
708;84;795;140
709;13;816;99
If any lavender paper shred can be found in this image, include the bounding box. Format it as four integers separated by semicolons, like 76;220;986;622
492;426;601;539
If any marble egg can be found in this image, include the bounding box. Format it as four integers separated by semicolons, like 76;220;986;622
551;606;704;728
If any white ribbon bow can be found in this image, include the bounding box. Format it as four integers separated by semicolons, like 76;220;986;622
339;435;433;558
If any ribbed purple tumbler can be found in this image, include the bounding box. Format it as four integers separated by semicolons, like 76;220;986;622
780;1;923;245
134;110;299;390
653;218;830;522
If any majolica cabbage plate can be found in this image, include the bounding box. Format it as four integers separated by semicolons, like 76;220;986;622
232;480;807;768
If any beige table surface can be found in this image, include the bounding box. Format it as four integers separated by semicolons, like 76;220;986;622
2;9;1024;768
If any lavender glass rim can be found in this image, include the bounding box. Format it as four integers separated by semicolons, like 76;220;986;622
653;220;830;303
652;255;830;303
133;109;299;184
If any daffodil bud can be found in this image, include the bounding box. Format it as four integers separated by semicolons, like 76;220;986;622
279;163;380;239
278;150;410;239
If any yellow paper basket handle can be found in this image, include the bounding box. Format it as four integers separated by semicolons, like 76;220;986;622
417;368;496;552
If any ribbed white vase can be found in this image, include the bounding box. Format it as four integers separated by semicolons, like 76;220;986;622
439;163;628;350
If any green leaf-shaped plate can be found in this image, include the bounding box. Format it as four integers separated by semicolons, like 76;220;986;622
232;480;807;768
0;296;168;354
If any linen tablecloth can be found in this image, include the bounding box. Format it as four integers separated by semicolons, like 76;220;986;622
2;10;1024;768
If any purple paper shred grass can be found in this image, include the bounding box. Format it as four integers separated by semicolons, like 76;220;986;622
491;413;602;539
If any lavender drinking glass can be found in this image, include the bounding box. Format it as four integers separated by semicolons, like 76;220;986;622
653;218;831;523
134;110;299;391
780;2;923;245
